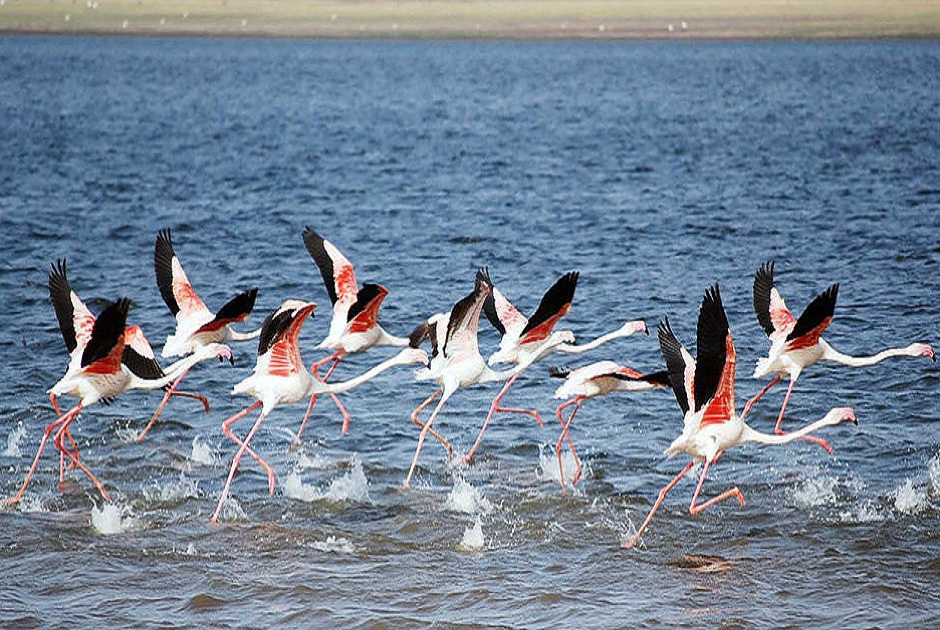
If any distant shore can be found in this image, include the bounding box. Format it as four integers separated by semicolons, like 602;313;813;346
2;0;939;40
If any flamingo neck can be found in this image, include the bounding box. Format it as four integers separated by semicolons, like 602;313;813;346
312;350;407;395
227;327;262;342
740;413;841;446
820;339;918;367
375;327;410;348
555;324;638;356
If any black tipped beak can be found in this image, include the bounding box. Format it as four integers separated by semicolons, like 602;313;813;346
644;327;650;336
852;417;858;426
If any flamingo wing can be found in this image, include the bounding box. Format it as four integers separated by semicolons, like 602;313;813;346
345;283;389;334
155;229;210;322
658;317;694;415
753;260;795;337
518;271;579;345
81;298;129;375
48;258;96;353
302;227;358;309
482;285;527;338
443;270;491;359
693;284;729;413
194;287;259;335
257;302;313;376
122;325;166;381
786;283;838;350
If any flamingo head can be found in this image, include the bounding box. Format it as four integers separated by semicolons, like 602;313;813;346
396;347;430;368
912;343;934;362
825;407;857;427
201;342;234;364
621;320;648;336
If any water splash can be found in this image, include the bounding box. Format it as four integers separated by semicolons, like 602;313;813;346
928;452;940;497
444;477;492;515
2;422;26;457
91;503;140;535
790;475;838;508
458;518;485;551
143;473;199;503
307;536;355;554
15;494;47;514
283;458;371;503
218;495;247;522
839;500;885;524
537;445;586;489
190;437;218;466
893;479;929;515
115;427;139;443
282;471;320;502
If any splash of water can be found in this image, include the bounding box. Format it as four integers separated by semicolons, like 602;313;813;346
537;445;586;489
458;518;485;551
444;477;492;515
189;437;217;466
790;475;838;508
91;503;140;535
894;479;928;515
115;427;139;443
283;458;371;503
143;473;199;503
2;422;26;457
308;536;355;554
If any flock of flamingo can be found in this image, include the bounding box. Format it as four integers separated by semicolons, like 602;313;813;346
5;228;934;547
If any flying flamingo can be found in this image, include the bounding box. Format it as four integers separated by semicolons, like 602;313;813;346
299;226;410;438
46;260;221;449
622;284;857;549
465;269;647;463
547;361;669;494
151;228;260;440
403;269;574;490
7;299;232;506
745;260;934;453
211;299;428;523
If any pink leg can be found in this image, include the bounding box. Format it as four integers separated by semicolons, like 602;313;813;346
221;401;276;495
623;461;695;549
555;399;584;495
403;389;453;489
212;408;269;523
298;354;344;439
740;374;781;420
554;398;583;474
410;388;452;456
464;375;517;464
775;378;832;455
59;427;82;481
52;417;110;501
7;405;82;505
688;458;745;515
136;369;191;443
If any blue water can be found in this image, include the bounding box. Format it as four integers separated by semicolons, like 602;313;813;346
1;37;939;627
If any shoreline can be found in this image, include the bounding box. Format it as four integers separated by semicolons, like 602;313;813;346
2;0;939;41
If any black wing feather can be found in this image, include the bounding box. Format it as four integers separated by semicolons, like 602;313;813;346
214;287;258;322
519;271;579;337
154;228;180;316
787;283;839;342
256;308;295;357
693;284;728;412
81;298;129;368
444;269;490;357
753;259;777;336
346;283;384;323
302;226;339;306
122;346;165;381
657;317;690;414
408;320;430;350
482;293;506;336
49;258;77;353
548;366;570;378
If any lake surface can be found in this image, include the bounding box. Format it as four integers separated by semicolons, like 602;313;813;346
1;37;938;628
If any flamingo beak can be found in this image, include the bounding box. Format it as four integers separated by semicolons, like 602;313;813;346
924;345;935;362
845;408;858;425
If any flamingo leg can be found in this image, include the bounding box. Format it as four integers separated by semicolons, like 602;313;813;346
136;368;191;443
169;390;210;410
774;377;832;455
555;398;585;495
464;375;518;464
59;427;82;481
298;354;345;439
410;388;452;456
740;374;781;420
7;404;82;505
688;458;745;516
554;398;583;475
212;407;269;523
403;388;454;489
221;401;275;495
623;461;695;549
52;417;110;502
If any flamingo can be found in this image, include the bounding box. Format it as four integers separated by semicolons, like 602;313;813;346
152;229;260;439
211;299;428;523
46;260;223;448
745;260;934;453
547;362;669;494
465;269;647;463
7;299;232;506
402;269;574;490
298;226;410;438
622;284;857;549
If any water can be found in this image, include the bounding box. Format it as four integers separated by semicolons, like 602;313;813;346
1;36;939;627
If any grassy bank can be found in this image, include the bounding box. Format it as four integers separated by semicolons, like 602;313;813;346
1;0;939;39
